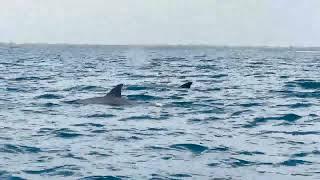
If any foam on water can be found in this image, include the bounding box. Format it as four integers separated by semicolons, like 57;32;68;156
1;44;320;179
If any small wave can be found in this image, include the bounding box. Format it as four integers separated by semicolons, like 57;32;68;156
87;151;111;157
245;65;260;69
150;173;168;179
10;76;51;81
42;102;61;107
170;173;192;178
298;80;320;89
277;89;320;99
37;128;55;135
196;65;217;71
200;59;214;62
194;54;207;58
23;165;80;176
120;115;157;121
309;113;319;117
170;143;208;154
231;110;251;116
6;87;29;92
279;114;302;121
0;171;25;180
286;79;320;90
117;55;127;60
244;113;302;128
292;150;320;158
166;131;187;136
73;123;105;128
287;103;313;108
64;85;102;91
146;128;168;131
129;74;150;78
0;144;42;154
60;153;87;160
259;130;320;136
163;57;186;61
161;156;172;160
145;146;172;151
53;128;83;138
117;72;132;76
168;95;184;100
249;61;265;65
239;102;263;107
170;101;193;108
210;146;230;152
237;151;265;156
80;176;124;180
227;158;255;167
85;114;115;118
207;163;220;167
90;129;108;134
35;94;64;99
114;136;142;141
280;75;289;79
279;159;312;166
210;74;228;78
188;117;220;124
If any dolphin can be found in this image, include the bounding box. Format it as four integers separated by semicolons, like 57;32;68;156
77;84;133;106
75;82;192;106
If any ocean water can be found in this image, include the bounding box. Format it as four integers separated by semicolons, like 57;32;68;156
0;44;320;180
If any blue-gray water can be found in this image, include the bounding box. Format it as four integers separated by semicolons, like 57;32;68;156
0;44;320;180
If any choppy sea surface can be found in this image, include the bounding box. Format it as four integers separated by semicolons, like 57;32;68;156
0;44;320;180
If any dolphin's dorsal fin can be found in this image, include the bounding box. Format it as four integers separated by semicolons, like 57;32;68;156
180;82;192;88
106;84;123;97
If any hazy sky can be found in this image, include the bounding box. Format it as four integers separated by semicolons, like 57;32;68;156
0;0;319;46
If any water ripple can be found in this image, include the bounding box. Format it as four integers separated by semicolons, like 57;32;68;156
53;128;84;138
279;159;312;166
0;144;42;154
169;143;209;154
35;94;64;99
80;176;125;180
244;113;302;128
23;165;80;176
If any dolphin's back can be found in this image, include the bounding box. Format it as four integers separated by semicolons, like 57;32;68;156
74;82;192;106
76;84;133;106
77;96;132;106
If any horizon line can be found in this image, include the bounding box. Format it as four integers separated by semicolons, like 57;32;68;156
1;41;319;49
